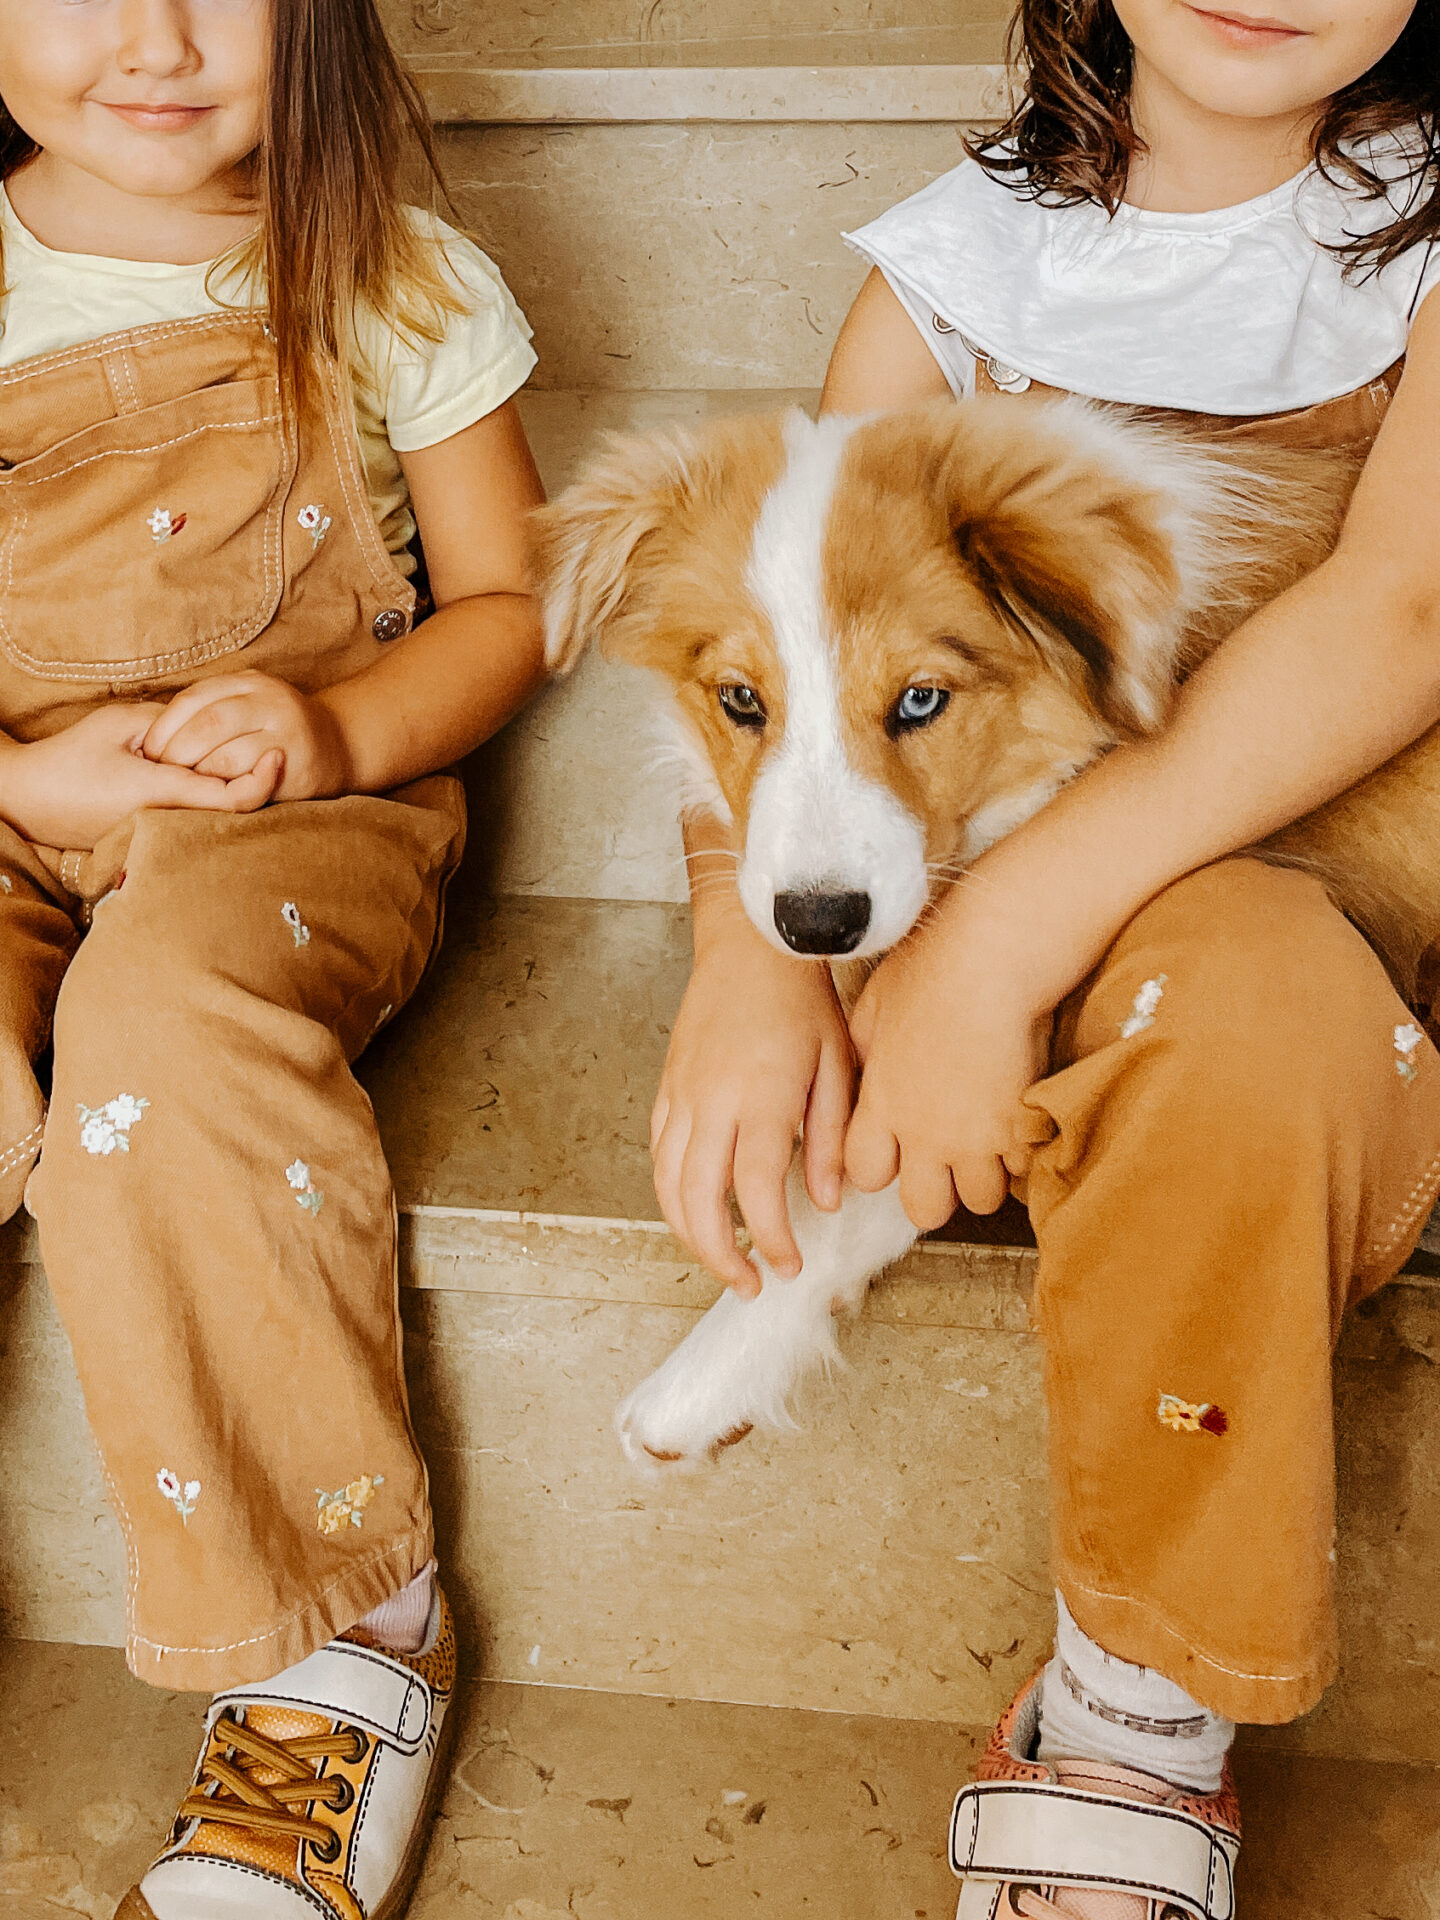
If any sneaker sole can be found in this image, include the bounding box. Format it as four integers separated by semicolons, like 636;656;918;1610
113;1667;463;1920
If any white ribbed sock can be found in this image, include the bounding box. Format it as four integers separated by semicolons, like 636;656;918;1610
353;1562;436;1654
1036;1594;1235;1795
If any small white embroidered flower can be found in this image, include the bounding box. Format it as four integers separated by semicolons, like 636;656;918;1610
1395;1022;1426;1085
157;1468;200;1526
297;504;332;547
281;901;311;948
0;875;12;894
147;508;187;543
287;1158;325;1215
78;1093;148;1155
1120;974;1168;1040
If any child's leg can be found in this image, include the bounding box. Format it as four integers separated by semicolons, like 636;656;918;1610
1022;855;1440;1726
0;831;82;1213
25;776;464;1693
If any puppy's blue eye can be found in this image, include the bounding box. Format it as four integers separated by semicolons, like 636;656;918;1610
891;685;950;731
719;684;766;728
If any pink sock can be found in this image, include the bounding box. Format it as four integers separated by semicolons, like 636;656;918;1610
353;1563;436;1654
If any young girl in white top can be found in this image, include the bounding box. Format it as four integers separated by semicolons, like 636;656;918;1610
655;0;1440;1905
0;4;542;1915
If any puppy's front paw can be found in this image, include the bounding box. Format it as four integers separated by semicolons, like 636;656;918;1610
615;1279;837;1472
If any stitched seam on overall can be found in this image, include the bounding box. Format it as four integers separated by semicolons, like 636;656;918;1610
0;1118;45;1178
0;311;270;387
319;364;410;598
1060;1574;1318;1683
112;347;141;416
129;1531;426;1656
0;427;287;678
99;1456;142;1646
1364;1145;1440;1261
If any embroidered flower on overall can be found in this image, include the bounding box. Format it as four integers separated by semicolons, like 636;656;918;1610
1395;1023;1426;1085
1120;975;1168;1040
316;1473;385;1536
297;504;332;549
1158;1392;1229;1437
147;508;187;543
286;1159;325;1215
157;1468;201;1526
0;875;12;895
281;902;311;949
78;1093;150;1156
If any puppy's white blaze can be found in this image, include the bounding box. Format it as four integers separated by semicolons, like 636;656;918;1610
740;413;928;956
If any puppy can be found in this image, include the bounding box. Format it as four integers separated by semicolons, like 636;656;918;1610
530;397;1440;1469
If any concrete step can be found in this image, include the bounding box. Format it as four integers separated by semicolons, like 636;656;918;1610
0;893;1437;1769
383;2;1012;64
2;1638;1437;1920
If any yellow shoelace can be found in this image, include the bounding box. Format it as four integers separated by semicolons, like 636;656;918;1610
179;1712;369;1861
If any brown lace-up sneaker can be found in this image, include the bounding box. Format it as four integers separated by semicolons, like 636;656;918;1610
116;1586;457;1920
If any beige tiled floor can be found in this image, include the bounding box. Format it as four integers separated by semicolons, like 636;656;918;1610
2;1640;1437;1920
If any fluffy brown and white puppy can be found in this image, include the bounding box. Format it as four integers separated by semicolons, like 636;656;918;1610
531;397;1439;1469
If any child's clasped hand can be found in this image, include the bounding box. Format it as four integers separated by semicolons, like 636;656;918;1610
140;669;352;803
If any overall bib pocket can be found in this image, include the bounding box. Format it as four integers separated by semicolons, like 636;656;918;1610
0;375;296;683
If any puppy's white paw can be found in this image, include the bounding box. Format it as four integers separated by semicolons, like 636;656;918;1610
615;1280;837;1471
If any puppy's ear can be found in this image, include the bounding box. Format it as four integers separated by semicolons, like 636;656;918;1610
527;426;699;676
936;401;1186;739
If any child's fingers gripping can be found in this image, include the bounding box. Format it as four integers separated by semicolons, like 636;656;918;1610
803;1039;854;1212
898;1155;963;1233
950;1151;1009;1219
681;1123;763;1297
733;1126;803;1280
213;751;285;813
844;1094;901;1194
193;733;276;780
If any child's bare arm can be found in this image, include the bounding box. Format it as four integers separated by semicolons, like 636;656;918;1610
847;289;1440;1226
652;808;856;1295
142;401;547;795
651;271;944;1290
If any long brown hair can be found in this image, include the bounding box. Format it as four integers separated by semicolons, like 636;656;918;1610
971;0;1440;276
0;0;466;410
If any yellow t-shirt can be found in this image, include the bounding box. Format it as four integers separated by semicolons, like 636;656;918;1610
0;189;537;561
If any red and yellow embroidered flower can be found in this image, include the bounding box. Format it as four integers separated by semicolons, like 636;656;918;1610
1158;1393;1228;1436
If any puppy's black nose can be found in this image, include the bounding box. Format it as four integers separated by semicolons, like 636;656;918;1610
773;889;872;956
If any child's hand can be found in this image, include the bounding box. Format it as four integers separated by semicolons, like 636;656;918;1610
141;672;352;802
845;914;1053;1229
652;913;857;1297
0;703;282;851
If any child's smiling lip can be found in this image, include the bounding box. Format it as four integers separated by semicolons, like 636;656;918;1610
96;102;218;132
1186;5;1309;43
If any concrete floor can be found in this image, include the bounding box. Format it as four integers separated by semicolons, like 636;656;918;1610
2;1640;1437;1919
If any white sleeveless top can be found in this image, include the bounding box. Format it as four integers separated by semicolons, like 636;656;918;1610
845;133;1440;414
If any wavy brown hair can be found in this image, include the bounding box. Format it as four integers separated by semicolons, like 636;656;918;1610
970;0;1440;276
0;0;465;410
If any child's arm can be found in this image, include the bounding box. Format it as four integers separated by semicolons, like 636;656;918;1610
648;271;947;1292
141;401;546;795
844;288;1440;1229
652;807;856;1295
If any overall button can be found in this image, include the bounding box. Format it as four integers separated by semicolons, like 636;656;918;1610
372;608;408;643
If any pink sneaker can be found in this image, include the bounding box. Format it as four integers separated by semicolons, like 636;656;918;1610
950;1673;1242;1919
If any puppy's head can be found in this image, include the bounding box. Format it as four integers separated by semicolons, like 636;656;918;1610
531;399;1250;959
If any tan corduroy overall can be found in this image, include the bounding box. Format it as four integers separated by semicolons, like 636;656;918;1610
971;357;1440;1723
0;314;465;1691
